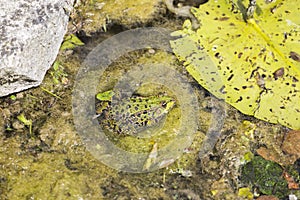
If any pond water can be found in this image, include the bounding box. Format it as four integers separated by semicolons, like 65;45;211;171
0;0;298;199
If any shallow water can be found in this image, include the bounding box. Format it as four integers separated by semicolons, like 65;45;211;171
0;0;298;199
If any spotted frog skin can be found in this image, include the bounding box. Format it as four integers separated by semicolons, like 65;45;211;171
95;90;175;135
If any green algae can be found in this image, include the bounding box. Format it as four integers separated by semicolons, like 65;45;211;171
241;156;289;198
0;42;292;199
0;45;209;198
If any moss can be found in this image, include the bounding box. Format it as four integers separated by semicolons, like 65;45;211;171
70;0;164;35
240;156;289;198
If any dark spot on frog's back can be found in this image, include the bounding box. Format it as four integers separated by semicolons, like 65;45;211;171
96;92;176;135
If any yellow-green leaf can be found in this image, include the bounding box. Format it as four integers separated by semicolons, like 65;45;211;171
17;113;32;135
170;0;300;129
17;113;31;126
60;34;84;50
96;90;114;101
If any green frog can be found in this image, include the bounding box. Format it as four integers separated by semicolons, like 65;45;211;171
95;90;175;135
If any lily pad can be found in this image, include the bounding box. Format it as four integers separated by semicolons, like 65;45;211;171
170;0;300;129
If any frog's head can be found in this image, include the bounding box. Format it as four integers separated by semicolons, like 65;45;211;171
159;96;176;114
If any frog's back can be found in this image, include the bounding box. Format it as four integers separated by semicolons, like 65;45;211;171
97;95;175;135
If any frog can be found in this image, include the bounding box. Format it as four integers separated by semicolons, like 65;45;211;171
95;90;176;135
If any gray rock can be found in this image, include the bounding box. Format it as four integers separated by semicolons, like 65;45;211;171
0;0;74;97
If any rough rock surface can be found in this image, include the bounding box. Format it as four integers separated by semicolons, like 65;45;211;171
0;0;73;97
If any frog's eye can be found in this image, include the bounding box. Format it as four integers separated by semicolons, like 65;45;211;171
161;102;168;108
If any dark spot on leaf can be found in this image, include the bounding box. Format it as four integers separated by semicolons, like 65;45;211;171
284;32;288;40
273;67;284;79
255;72;265;88
227;74;234;81
293;77;299;82
238;52;243;58
236;96;243;103
219;17;229;21
290;51;300;62
219;86;226;94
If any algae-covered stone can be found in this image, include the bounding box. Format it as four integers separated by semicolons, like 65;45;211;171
240;156;289;198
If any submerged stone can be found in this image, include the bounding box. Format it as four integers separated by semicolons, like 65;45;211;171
0;0;74;97
240;156;289;198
